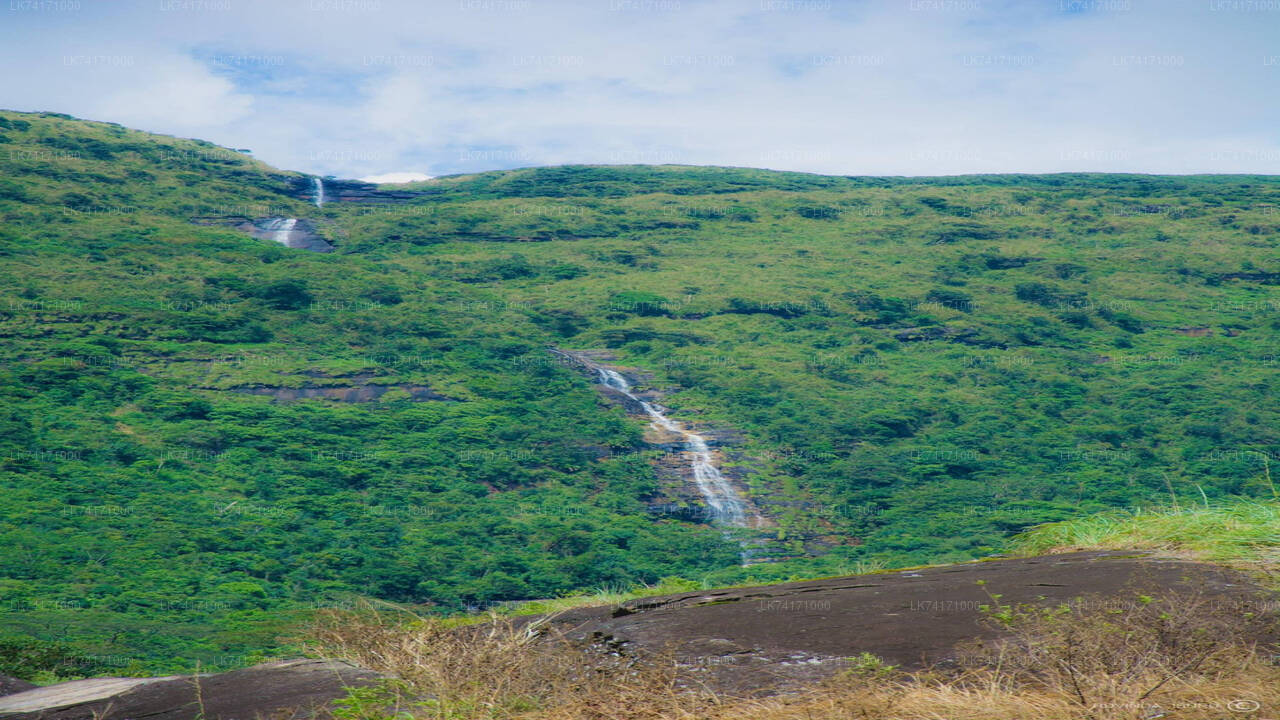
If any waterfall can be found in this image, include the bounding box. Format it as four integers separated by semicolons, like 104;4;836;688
594;367;750;529
266;217;297;246
312;177;325;208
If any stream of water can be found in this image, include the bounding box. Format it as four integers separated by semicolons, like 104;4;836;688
312;177;325;207
593;366;751;529
265;217;298;246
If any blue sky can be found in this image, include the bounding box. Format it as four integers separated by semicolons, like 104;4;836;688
1;0;1277;179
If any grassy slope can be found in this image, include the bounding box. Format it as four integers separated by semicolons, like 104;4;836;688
0;112;736;676
2;109;1279;675
1014;500;1280;567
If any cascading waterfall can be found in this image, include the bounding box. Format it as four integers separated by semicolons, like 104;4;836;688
312;177;325;208
594;367;750;529
266;217;298;246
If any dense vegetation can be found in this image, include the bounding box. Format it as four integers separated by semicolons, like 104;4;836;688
1;110;1278;677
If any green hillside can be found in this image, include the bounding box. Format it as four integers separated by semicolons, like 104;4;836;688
1;110;1278;677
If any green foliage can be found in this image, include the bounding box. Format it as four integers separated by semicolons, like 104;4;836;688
257;279;313;310
0;637;90;680
1;109;1279;677
1013;501;1280;565
330;680;420;720
841;651;898;679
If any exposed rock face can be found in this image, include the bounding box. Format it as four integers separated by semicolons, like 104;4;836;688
238;217;334;253
194;173;435;252
0;659;379;720
550;349;661;414
0;677;183;715
0;676;37;698
530;551;1280;695
191;217;335;253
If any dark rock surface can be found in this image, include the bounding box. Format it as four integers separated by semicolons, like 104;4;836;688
533;551;1279;694
0;677;36;699
0;659;378;720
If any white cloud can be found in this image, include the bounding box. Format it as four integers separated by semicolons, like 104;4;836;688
91;58;253;132
360;172;433;184
0;0;1274;176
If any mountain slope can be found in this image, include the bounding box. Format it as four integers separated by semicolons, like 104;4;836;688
1;110;1278;676
0;112;737;676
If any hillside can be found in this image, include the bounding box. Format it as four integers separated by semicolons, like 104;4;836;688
2;109;1279;676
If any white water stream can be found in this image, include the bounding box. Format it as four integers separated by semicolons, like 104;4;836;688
265;217;298;246
312;177;325;207
594;367;751;529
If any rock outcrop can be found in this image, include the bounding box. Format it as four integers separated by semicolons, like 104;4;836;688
190;217;335;253
238;217;334;253
0;659;378;720
0;676;36;698
531;551;1280;694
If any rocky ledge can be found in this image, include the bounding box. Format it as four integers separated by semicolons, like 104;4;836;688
530;551;1280;695
0;659;379;720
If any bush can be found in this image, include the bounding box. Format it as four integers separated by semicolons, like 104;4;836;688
794;205;842;220
257;279;313;310
1014;282;1087;309
0;180;29;201
0;637;96;681
924;288;973;313
140;389;212;421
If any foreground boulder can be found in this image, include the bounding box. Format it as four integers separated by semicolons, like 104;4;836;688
539;551;1279;694
0;659;378;720
0;677;36;699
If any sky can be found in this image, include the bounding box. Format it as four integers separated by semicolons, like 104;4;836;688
1;0;1277;180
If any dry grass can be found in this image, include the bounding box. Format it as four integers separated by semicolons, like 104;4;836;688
307;589;1280;720
307;604;720;720
716;665;1280;720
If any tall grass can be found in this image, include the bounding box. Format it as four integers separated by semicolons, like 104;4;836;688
1013;500;1280;565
